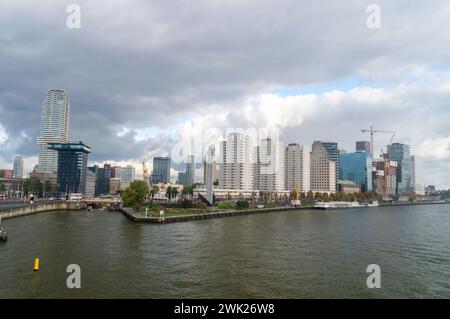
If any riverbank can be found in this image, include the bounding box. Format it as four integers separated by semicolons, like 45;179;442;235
1;199;447;222
380;200;449;206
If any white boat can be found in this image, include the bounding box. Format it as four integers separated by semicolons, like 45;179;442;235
367;200;379;207
315;200;380;210
314;201;363;210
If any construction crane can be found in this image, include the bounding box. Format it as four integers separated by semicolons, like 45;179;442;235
361;125;396;157
142;162;151;189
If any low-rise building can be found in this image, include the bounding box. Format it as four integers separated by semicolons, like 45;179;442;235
151;183;184;202
29;170;57;189
193;187;291;203
338;180;361;194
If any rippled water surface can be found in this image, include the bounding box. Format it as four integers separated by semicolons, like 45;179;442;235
1;205;449;298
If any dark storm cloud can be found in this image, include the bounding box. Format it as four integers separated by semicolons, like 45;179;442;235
1;0;450;179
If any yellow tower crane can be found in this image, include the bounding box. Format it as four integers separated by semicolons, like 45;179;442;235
361;125;396;157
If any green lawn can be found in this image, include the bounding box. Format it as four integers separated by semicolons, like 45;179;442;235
141;208;207;217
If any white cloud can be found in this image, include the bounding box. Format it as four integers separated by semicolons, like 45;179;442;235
417;136;450;160
0;124;7;145
161;74;450;188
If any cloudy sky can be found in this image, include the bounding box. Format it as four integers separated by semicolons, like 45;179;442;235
1;0;450;187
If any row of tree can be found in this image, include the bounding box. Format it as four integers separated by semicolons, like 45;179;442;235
225;190;382;204
297;191;382;202
121;180;384;211
0;178;55;196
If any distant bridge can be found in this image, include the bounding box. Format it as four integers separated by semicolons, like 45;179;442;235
80;198;122;205
79;198;122;211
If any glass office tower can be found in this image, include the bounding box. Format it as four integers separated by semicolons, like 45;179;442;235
388;143;413;195
48;142;91;195
339;151;373;192
151;157;171;184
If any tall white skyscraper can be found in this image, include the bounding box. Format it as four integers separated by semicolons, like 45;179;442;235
255;137;285;193
37;89;70;173
13;155;24;178
310;141;336;194
219;132;254;190
205;146;215;205
284;144;310;193
186;155;195;185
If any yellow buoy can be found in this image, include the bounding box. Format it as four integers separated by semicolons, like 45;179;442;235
33;258;40;272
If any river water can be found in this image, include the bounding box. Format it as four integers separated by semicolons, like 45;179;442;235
0;205;449;298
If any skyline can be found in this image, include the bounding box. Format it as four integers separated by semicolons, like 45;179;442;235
1;1;450;187
0;84;431;193
0;88;434;189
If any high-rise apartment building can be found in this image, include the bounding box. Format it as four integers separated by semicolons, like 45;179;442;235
219;132;254;190
151;157;171;184
410;155;416;191
255;138;285;193
37;89;70;173
12;155;23;178
186;155;195;185
178;155;196;186
284;144;310;193
321;142;339;190
310;141;336;193
47;142;91;195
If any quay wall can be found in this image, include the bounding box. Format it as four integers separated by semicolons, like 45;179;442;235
119;206;306;224
0;202;85;220
120;200;450;224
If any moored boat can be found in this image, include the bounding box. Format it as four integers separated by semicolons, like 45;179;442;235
367;200;379;207
314;201;363;210
315;200;380;210
0;216;7;242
